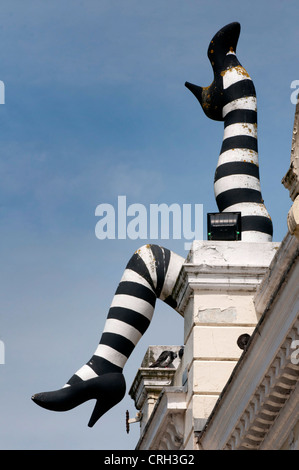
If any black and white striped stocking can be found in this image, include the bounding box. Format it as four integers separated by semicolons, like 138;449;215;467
185;22;273;242
65;244;184;386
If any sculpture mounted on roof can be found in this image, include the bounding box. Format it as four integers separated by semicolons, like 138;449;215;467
32;22;273;428
186;22;273;242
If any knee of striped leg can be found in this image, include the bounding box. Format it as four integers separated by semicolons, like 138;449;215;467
134;244;161;271
134;243;159;255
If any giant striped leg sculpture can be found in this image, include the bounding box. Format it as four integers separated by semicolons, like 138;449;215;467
32;22;273;428
32;245;184;427
185;22;273;242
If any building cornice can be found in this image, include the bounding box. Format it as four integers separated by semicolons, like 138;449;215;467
224;318;299;450
173;241;280;315
129;368;177;411
135;387;187;450
282;100;299;201
254;231;299;316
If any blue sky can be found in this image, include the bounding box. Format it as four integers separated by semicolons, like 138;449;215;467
0;0;298;449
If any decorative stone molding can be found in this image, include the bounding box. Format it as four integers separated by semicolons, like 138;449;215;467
254;232;299;317
135;387;187;450
282;101;299;201
281;424;299;450
129;367;177;412
225;318;299;450
129;345;184;441
173;241;280;315
155;412;185;450
287;195;299;240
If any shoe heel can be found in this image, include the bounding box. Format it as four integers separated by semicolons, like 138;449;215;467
88;400;106;427
88;373;126;427
87;391;125;428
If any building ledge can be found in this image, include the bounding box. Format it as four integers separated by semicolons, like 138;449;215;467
128;345;185;446
135;386;187;450
129;367;178;411
173;240;280;315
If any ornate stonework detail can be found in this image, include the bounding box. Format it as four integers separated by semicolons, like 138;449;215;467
156;413;185;450
224;318;299;450
284;427;299;450
282;101;299;201
287;195;299;240
134;387;187;450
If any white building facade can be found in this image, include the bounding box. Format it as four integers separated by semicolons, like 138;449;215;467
128;104;299;451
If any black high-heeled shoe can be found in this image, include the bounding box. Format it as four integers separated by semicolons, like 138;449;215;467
31;372;126;427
